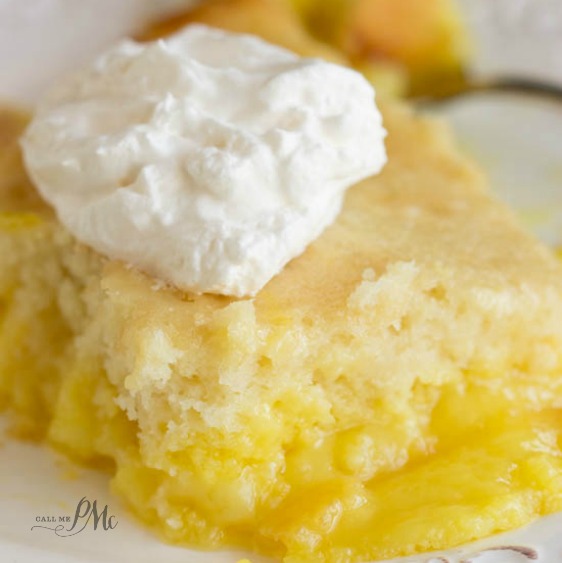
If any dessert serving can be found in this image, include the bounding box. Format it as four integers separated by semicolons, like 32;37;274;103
1;1;562;563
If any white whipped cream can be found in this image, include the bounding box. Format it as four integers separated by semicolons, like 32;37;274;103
21;24;387;297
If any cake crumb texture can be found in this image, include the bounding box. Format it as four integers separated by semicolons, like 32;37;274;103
1;104;562;562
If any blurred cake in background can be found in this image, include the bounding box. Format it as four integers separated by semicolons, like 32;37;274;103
142;0;470;97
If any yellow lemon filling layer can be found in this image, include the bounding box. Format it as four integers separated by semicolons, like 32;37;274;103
2;103;562;562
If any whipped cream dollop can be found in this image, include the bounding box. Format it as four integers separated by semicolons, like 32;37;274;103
22;25;387;297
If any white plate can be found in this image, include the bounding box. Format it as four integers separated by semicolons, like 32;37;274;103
1;1;561;562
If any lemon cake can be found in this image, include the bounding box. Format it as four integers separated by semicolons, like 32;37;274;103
2;95;562;562
0;7;560;562
143;0;469;97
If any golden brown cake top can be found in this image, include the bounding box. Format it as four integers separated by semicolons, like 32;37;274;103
0;108;46;214
251;102;562;319
3;100;562;321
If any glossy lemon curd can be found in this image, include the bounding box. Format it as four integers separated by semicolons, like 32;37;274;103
2;104;562;562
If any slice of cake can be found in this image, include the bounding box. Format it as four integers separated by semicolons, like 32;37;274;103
2;96;562;562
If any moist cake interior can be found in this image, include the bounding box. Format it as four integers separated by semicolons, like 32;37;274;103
1;100;562;562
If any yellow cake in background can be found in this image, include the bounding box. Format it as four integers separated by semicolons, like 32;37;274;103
140;0;348;64
143;0;470;97
290;0;469;94
2;98;562;562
